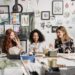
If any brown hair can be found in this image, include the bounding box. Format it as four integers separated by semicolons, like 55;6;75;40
56;26;70;42
2;29;19;53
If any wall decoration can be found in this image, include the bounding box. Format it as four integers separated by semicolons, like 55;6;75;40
41;22;45;29
64;12;70;18
46;24;52;28
50;16;55;20
20;12;34;38
51;26;58;33
3;0;12;4
12;0;23;13
41;11;50;20
11;13;20;25
0;25;4;34
0;5;9;13
21;13;29;26
5;25;13;31
65;3;69;8
0;13;10;25
20;26;29;38
52;0;63;15
13;25;20;33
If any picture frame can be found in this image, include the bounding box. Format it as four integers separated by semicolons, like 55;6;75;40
20;26;29;36
5;24;13;31
52;0;63;15
10;13;20;25
20;13;29;26
51;26;58;33
0;25;4;35
13;25;20;33
0;13;10;25
20;12;34;38
0;5;9;14
41;11;50;20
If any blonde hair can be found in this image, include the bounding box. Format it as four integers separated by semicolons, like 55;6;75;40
56;26;70;42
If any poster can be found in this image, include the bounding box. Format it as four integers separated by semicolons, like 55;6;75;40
21;14;29;26
5;24;13;31
0;25;4;34
52;0;63;15
11;13;20;25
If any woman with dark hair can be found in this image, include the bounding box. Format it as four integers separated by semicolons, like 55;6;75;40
55;26;75;53
2;29;22;54
29;29;46;53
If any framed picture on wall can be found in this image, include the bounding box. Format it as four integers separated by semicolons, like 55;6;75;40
52;0;63;15
11;13;20;25
5;24;13;31
13;25;20;33
51;26;58;33
0;25;4;34
41;11;50;20
20;13;29;26
0;5;9;14
20;12;34;38
0;13;10;25
20;26;29;34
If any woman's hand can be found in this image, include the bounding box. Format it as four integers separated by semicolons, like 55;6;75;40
13;38;23;50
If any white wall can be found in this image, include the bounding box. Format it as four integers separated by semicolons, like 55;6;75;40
0;0;75;45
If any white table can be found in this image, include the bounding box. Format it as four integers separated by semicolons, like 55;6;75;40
0;53;75;75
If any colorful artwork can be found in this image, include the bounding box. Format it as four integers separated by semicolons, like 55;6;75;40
13;25;20;33
0;14;9;25
5;25;13;31
11;13;20;25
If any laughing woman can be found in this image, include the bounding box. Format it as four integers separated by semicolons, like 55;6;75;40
55;26;75;53
29;29;46;54
2;29;22;55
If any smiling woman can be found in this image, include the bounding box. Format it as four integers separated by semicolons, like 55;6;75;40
2;29;23;54
29;29;46;54
55;26;75;53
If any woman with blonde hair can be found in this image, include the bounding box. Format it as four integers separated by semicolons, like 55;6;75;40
55;26;74;53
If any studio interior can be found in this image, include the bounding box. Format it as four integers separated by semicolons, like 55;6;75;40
0;0;75;75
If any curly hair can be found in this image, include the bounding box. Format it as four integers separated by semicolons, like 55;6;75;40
29;29;45;43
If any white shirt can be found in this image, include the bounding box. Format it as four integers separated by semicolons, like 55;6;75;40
29;42;46;53
9;46;21;55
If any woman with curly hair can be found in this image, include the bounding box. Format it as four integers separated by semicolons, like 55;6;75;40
2;29;22;54
29;29;46;54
